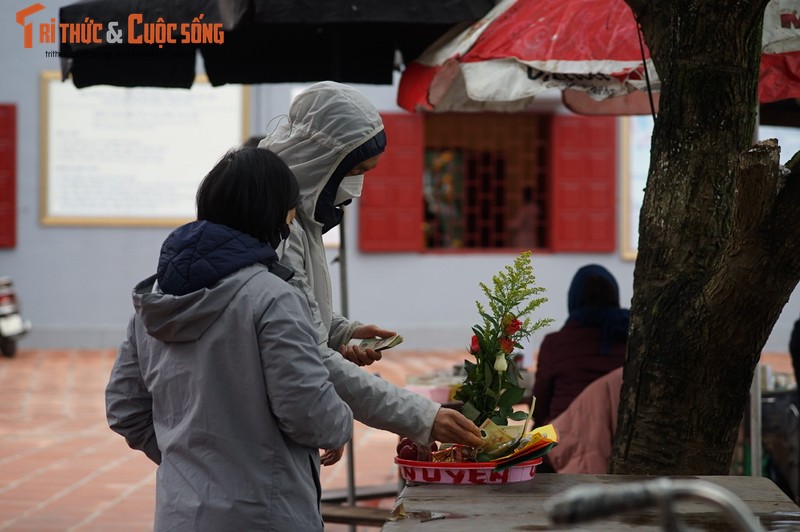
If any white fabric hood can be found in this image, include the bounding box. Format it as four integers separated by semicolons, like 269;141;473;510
259;81;385;334
258;81;385;231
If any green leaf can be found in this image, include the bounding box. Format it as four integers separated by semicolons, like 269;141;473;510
508;410;529;421
483;361;494;383
498;385;525;408
461;401;481;422
490;414;508;426
488;293;504;305
479;311;498;326
496;405;511;419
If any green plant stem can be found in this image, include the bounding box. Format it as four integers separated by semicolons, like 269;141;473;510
494;358;502;414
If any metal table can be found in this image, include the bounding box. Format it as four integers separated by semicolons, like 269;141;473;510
381;473;800;531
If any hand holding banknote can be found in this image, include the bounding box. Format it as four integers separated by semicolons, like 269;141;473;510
340;325;403;366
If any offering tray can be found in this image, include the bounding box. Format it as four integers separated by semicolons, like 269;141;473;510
394;456;542;485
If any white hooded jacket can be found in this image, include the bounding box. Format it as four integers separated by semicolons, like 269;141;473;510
260;82;439;442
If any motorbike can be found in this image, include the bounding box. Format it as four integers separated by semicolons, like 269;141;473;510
0;277;31;358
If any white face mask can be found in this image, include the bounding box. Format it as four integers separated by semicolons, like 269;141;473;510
334;174;364;206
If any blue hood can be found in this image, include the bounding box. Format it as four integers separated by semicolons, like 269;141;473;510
157;220;283;296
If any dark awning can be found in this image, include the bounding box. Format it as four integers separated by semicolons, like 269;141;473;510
59;0;494;88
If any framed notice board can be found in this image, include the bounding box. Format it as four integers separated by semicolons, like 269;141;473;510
39;71;249;226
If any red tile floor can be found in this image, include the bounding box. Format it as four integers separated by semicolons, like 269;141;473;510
0;348;467;531
0;348;792;531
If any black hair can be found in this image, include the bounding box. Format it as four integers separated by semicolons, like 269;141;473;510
196;147;299;247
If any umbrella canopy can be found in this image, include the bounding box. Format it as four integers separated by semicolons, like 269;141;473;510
397;0;800;113
59;0;494;88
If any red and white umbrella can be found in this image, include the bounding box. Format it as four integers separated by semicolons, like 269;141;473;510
398;0;800;114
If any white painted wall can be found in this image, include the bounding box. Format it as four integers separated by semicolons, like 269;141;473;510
1;0;797;358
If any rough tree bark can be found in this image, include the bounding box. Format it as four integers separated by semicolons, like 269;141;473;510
610;0;800;474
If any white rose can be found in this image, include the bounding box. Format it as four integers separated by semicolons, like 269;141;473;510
494;354;508;373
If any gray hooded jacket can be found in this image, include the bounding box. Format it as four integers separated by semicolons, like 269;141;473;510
106;221;352;531
259;81;439;443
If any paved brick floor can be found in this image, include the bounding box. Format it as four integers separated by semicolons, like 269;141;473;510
0;348;468;531
0;348;792;531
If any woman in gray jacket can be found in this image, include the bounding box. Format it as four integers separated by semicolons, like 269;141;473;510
105;148;352;531
260;82;482;453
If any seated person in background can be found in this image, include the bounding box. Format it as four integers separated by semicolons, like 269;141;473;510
532;264;629;425
547;367;623;474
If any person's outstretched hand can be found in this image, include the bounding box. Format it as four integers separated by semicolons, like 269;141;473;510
430;408;483;447
339;343;382;366
320;446;345;466
340;324;398;366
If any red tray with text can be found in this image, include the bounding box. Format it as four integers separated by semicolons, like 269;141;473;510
394;456;542;485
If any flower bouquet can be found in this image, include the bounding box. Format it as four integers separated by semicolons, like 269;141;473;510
455;251;553;427
395;252;557;485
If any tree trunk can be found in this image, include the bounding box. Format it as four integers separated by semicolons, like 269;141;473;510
610;0;800;474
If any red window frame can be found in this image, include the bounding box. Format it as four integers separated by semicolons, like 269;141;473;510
359;113;616;254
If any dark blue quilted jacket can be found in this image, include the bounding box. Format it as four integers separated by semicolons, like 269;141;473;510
157;221;281;296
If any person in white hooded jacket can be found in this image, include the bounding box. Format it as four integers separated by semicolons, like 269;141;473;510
259;82;482;454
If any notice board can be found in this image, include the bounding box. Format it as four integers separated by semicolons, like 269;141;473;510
40;71;248;226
